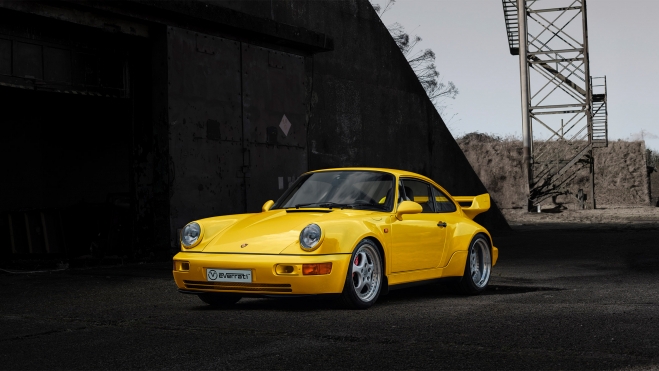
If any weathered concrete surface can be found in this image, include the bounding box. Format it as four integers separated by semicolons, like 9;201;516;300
2;223;659;370
651;167;659;206
458;135;651;209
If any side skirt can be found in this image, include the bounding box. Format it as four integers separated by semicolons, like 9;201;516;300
388;276;462;292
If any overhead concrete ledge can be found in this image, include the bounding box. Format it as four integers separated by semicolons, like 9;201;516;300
0;1;333;53
132;0;333;53
59;0;334;53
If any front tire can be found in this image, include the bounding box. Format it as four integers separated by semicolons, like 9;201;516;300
340;239;383;309
198;293;241;307
454;234;492;295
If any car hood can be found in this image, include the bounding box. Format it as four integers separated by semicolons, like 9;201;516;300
200;209;377;254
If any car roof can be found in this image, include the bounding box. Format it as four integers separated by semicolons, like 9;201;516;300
307;167;431;180
304;167;456;202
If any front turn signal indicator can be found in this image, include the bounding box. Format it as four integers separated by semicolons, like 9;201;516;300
302;263;332;275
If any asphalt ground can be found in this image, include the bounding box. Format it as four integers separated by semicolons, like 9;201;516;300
2;222;659;370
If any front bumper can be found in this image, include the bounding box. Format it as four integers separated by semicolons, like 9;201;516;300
172;252;351;295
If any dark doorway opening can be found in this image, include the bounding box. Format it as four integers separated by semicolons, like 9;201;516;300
0;86;133;259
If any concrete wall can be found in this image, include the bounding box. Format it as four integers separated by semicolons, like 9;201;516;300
202;0;509;230
651;169;659;206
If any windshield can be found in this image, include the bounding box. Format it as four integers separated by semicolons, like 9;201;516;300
273;171;396;212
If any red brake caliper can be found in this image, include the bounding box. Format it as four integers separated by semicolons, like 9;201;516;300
353;254;360;281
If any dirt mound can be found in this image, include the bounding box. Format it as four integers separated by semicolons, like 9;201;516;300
456;135;526;209
457;132;502;145
457;134;651;209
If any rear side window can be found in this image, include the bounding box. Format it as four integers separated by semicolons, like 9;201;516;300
432;187;456;213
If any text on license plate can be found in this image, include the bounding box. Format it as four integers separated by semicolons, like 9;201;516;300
206;268;252;283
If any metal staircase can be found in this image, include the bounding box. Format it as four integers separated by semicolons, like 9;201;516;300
501;0;520;55
500;0;609;209
528;76;608;205
591;76;608;148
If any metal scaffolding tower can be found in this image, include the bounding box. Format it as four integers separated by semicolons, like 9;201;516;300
501;0;608;210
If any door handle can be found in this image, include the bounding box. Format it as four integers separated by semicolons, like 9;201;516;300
437;221;447;227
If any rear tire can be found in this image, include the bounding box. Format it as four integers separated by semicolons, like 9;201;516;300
198;293;241;307
454;234;492;295
339;239;383;309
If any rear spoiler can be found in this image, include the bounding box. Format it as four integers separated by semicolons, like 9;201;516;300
452;194;490;220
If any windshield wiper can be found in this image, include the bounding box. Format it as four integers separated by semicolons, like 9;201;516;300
294;202;353;209
346;202;388;211
293;202;388;211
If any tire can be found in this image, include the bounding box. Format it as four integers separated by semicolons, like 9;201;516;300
339;239;383;309
454;234;492;295
198;293;241;307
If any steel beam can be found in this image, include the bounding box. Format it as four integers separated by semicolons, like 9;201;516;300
527;6;582;14
581;0;596;209
518;0;534;211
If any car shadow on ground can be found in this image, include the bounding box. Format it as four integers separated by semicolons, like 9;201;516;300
190;295;339;311
379;283;563;303
187;283;565;311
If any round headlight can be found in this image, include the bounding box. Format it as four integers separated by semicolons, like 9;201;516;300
181;222;202;248
299;224;322;251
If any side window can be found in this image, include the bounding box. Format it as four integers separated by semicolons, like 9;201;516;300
432;187;457;213
400;179;434;213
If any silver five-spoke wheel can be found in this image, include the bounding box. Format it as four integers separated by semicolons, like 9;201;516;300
455;234;492;294
469;238;491;288
341;240;383;309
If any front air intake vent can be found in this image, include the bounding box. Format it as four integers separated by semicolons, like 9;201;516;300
183;280;292;293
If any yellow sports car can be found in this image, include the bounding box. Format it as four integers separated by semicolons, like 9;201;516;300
173;168;498;309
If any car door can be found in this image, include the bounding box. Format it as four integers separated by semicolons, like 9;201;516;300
430;185;461;266
390;178;447;273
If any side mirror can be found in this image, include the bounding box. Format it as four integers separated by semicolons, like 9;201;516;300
262;200;275;212
396;200;422;220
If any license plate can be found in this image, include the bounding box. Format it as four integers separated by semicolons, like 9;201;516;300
206;268;252;283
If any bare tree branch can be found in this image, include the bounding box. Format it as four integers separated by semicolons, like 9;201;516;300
372;1;458;114
374;0;396;16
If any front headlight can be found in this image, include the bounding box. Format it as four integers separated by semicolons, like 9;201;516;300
181;222;202;248
299;224;322;251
